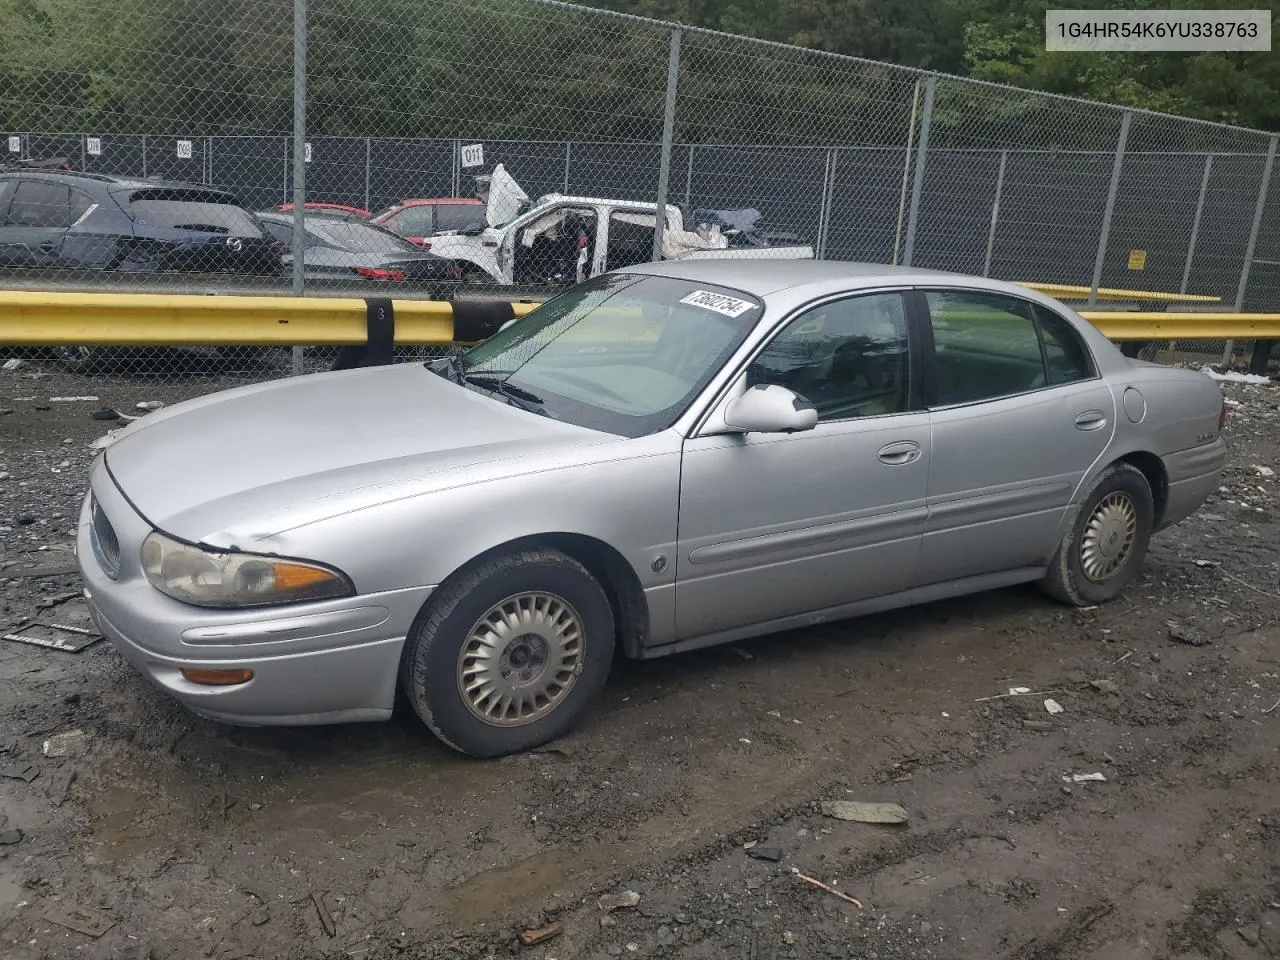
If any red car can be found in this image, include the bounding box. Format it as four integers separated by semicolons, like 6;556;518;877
276;202;371;220
368;198;485;248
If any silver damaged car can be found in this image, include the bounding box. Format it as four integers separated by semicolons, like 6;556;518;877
76;261;1229;756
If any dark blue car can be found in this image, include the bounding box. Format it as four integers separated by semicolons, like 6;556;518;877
0;170;282;277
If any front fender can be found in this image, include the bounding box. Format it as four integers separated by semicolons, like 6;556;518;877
427;236;504;283
258;434;684;636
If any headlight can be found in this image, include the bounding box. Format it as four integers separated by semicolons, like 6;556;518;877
140;530;354;608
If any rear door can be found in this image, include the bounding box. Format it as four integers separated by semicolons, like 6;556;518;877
0;178;73;268
911;288;1115;587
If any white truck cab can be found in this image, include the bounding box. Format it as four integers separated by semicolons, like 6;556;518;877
428;165;814;286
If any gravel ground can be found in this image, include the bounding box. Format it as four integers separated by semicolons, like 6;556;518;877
1;360;1279;960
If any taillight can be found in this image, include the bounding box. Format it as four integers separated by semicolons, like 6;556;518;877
407;237;431;250
356;267;406;281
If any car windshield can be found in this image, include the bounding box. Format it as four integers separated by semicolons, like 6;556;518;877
305;220;422;253
458;272;763;437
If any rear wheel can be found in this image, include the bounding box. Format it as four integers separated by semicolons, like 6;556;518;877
1040;463;1154;606
399;548;615;757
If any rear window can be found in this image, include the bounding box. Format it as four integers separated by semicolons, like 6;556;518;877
307;221;422;253
124;193;263;237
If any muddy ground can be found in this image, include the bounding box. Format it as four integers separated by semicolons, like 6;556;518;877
1;359;1279;960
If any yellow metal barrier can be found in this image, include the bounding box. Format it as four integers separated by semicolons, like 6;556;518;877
0;289;1274;345
1018;282;1221;304
1079;311;1280;340
0;290;539;347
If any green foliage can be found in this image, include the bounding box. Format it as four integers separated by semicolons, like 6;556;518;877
0;0;1274;141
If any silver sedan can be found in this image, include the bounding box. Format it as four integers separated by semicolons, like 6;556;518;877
76;261;1228;756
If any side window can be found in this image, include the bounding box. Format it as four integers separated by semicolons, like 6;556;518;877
1034;305;1095;384
3;180;72;228
926;290;1045;405
747;293;910;421
606;210;656;270
435;204;484;232
68;188;96;225
388;206;434;236
261;220;294;246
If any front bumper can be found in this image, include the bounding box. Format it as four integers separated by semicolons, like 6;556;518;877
78;456;435;726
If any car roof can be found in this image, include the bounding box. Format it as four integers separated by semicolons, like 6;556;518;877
0;169;225;193
615;258;1036;299
391;197;484;207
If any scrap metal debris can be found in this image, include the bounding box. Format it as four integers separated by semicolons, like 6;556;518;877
43;730;87;758
746;846;782;862
0;763;40;783
41;903;117;938
519;922;562;946
791;868;864;908
598;890;641;912
36;591;80;610
820;801;909;824
4;624;102;653
1044;699;1065;715
1064;772;1108;783
311;892;336;938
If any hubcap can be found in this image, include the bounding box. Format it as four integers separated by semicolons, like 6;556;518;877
1080;491;1138;582
457;592;584;727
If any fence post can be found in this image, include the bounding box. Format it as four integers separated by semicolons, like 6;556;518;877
1180;154;1213;295
364;138;371;212
816;148;837;259
652;27;682;263
206;136;213;186
982;149;1008;278
290;0;308;376
563;141;571;193
141;134;147;179
1226;134;1278;364
900;75;936;268
892;80;922;265
684;144;695;206
1088;110;1131;308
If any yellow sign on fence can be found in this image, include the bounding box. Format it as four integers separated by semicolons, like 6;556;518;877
1127;249;1148;271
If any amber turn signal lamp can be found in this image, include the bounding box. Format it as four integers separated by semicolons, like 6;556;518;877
181;667;255;686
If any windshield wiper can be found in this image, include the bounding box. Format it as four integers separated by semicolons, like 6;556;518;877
425;354;464;384
463;373;548;414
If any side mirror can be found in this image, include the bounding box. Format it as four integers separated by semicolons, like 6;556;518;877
723;384;818;434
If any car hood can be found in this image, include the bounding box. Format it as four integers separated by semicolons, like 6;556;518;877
103;364;608;544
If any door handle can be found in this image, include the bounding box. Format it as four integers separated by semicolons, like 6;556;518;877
482;240;498;247
36;242;58;253
1074;410;1107;431
877;440;922;465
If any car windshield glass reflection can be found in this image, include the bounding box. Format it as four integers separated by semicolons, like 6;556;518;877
456;273;762;437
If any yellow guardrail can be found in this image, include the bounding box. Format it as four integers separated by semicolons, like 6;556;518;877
0;290;539;346
1079;311;1280;340
1017;282;1222;303
0;289;1274;345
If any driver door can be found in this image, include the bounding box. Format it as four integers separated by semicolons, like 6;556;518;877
675;291;931;640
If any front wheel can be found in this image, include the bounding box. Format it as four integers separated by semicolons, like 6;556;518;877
399;549;615;757
1040;463;1154;606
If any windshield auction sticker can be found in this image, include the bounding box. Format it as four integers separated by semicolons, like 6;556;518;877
679;290;756;318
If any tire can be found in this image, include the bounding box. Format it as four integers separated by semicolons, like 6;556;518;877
1040;462;1154;607
399;548;615;757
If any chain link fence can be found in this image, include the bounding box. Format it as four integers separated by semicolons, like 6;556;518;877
1;0;1277;394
